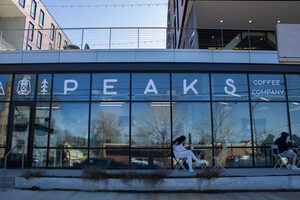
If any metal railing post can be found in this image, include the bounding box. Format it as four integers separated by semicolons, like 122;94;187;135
81;28;84;49
2;141;25;191
137;28;140;49
109;28;112;49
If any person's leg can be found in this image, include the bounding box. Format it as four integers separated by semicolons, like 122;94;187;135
186;155;193;172
292;152;298;166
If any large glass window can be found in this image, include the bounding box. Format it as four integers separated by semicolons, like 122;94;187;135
30;0;37;19
34;103;50;147
37;74;52;101
90;102;129;148
92;73;130;101
131;149;171;169
211;74;248;101
131;102;171;148
0;103;9;147
249;74;285;101
13;74;36;101
132;73;170;101
172;102;211;147
53;74;90;101
286;74;300;101
89;149;129;169
212;102;251;147
289;102;300;145
172;73;210;101
50;103;89;147
251;102;289;146
0;74;12;101
48;149;88;168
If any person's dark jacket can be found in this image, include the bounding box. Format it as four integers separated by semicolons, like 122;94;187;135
275;132;292;153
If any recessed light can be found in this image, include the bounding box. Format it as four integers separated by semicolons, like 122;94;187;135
220;20;224;23
248;20;253;23
277;20;281;23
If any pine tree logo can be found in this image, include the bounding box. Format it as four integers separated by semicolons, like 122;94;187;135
0;82;5;95
40;79;48;95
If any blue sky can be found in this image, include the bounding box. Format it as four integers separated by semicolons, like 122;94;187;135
42;0;168;28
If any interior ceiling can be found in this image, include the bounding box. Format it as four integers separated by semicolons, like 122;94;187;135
0;0;25;17
194;1;300;30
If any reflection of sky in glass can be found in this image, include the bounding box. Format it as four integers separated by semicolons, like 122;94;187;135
90;102;129;147
172;102;211;146
0;74;12;101
53;74;90;101
132;73;170;100
92;73;130;101
289;102;300;145
211;74;248;101
252;102;288;145
286;75;300;101
249;74;285;101
50;103;89;147
172;73;210;101
213;102;251;145
132;102;170;147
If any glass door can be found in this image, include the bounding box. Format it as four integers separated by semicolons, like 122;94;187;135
7;103;34;168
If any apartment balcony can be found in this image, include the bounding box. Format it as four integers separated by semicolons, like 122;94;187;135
0;34;16;50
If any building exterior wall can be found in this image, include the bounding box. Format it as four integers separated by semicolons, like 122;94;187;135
0;0;70;50
277;24;300;64
0;17;25;50
0;59;300;169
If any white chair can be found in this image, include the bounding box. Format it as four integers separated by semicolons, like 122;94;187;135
173;157;187;171
271;144;287;169
213;146;227;170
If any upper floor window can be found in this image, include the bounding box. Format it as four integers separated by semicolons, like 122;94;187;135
57;33;62;48
39;10;45;27
50;24;55;41
37;31;42;49
19;0;25;8
28;22;34;41
30;0;37;19
27;44;32;50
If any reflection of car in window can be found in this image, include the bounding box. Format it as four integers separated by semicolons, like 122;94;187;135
131;157;163;168
73;158;128;169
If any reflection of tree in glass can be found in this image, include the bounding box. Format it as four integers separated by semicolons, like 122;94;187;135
213;103;247;147
172;103;211;146
91;110;123;147
134;104;172;147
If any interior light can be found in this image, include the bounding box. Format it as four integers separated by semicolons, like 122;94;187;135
260;97;270;102
219;102;228;105
219;20;224;23
277;20;281;23
248;20;253;23
292;102;299;106
231;93;241;97
211;36;215;39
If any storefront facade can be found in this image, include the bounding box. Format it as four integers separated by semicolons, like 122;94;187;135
1;62;300;169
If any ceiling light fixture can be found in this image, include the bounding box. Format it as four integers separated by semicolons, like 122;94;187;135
248;20;253;23
220;20;224;23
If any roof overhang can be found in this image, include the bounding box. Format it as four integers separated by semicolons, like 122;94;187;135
188;1;300;30
0;0;25;17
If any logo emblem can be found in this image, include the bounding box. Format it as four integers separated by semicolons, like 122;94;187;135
17;78;31;95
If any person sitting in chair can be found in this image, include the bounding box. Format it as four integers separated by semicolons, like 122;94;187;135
172;135;204;172
275;132;300;170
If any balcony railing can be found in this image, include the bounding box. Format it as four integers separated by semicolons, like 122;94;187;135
0;27;277;51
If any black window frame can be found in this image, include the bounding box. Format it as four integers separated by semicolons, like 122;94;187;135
30;0;37;19
50;24;55;41
19;0;25;8
57;33;62;48
37;31;42;49
28;22;34;41
39;9;45;27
